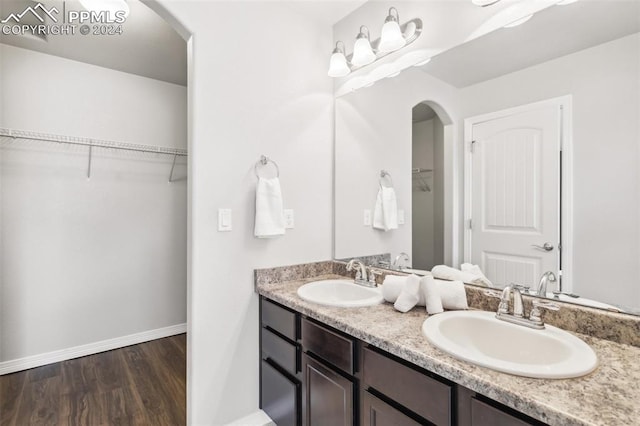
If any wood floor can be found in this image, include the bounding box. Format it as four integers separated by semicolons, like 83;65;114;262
0;334;186;426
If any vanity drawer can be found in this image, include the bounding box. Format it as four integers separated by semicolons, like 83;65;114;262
301;318;355;374
261;297;299;341
261;327;300;375
470;398;534;426
261;359;301;426
363;347;452;426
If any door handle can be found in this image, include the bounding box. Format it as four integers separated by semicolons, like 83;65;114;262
532;242;554;252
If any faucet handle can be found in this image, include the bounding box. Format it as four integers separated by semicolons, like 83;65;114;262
530;299;560;324
368;268;382;284
483;289;502;299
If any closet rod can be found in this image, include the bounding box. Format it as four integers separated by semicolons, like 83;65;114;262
0;128;188;157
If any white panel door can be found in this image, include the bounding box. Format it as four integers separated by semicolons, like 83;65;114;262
470;105;560;289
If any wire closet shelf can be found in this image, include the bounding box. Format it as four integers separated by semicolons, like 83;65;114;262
0;128;188;182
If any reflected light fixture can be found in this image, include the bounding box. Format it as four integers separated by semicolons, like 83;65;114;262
378;7;406;52
78;0;130;17
556;0;579;4
352;26;376;67
328;41;351;77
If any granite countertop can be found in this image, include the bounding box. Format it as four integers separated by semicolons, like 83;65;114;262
256;274;640;426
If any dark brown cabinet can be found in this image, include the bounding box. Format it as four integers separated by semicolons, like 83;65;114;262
259;298;301;426
259;296;547;426
362;391;422;426
302;353;354;426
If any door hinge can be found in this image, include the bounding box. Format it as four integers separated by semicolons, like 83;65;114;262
468;219;473;230
470;140;476;153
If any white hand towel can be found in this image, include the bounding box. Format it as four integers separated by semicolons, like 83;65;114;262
393;274;421;313
461;263;493;287
373;186;398;231
437;279;468;310
432;265;488;287
382;275;426;305
422;276;444;315
254;177;285;238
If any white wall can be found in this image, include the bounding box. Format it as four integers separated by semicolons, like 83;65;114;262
152;2;334;424
458;33;640;310
334;67;459;264
0;45;188;362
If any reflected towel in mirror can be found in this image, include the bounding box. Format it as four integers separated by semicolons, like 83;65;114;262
373;186;398;231
432;264;491;287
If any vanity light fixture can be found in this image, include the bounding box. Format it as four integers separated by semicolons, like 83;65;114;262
352;26;376;67
327;7;423;78
503;14;533;28
328;41;351;77
378;7;407;52
471;0;502;6
78;0;130;17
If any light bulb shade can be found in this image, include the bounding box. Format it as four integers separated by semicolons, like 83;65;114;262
78;0;130;17
352;37;376;67
378;20;406;52
328;51;351;77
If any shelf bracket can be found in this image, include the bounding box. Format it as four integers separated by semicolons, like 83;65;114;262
168;154;178;183
87;145;93;179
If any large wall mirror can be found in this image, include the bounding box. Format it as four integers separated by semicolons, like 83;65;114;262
334;0;640;315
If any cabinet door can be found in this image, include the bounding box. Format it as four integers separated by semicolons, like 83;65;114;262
471;398;535;426
303;354;354;426
261;359;300;426
362;391;422;426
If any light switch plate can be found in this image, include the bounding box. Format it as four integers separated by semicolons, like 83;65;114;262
398;209;405;225
218;208;232;231
364;209;372;226
284;209;295;229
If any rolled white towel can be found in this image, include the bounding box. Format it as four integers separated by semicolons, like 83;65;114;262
382;275;426;305
461;263;493;287
394;274;421;313
437;279;468;310
432;265;488;287
422;276;443;315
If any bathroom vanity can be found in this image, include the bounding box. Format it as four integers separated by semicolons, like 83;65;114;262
260;296;542;426
256;262;640;426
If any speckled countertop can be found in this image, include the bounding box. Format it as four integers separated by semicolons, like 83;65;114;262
256;274;640;426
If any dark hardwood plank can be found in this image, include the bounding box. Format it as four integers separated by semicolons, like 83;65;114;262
0;333;186;426
0;368;29;426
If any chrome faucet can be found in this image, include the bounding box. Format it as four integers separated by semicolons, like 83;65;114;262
494;283;559;329
393;252;410;270
346;259;377;288
536;271;557;297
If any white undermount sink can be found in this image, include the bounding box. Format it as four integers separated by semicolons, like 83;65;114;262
297;279;384;308
422;311;598;379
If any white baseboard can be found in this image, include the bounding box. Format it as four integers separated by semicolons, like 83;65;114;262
0;323;187;375
225;410;275;426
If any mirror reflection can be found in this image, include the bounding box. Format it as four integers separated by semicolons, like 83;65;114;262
334;0;640;315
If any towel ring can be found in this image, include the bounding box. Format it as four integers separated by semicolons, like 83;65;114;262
255;155;280;178
379;170;393;188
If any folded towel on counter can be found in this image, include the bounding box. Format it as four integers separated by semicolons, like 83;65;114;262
382;275;426;305
373;186;398;231
422;276;444;315
461;263;493;287
438;280;468;310
431;264;490;287
393;274;421;313
254;177;285;238
421;276;468;314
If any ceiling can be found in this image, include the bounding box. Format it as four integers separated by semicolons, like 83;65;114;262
0;0;187;86
282;0;368;27
420;0;640;88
